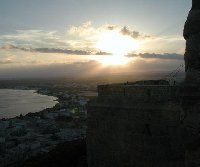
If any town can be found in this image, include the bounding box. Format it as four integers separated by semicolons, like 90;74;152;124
0;79;93;167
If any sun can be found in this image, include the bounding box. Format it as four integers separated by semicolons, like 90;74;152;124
96;30;139;55
93;29;139;66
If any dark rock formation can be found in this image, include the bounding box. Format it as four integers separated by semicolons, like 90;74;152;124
184;0;200;84
183;0;200;166
192;0;200;10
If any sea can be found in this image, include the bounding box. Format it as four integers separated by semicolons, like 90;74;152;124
0;89;58;119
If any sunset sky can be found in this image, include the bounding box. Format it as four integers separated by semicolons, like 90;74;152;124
0;0;191;78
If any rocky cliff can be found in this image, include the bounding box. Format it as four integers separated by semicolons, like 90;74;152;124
184;0;200;84
183;0;200;166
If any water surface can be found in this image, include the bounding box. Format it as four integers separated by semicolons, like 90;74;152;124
0;89;57;118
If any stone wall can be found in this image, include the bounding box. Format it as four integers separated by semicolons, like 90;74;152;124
87;99;184;167
87;82;185;167
98;84;180;102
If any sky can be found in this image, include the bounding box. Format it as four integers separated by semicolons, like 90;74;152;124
0;0;192;78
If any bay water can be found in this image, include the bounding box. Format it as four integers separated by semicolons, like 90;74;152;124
0;89;58;119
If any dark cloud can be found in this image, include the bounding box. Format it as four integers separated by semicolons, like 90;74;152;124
34;48;91;55
1;43;113;56
1;44;34;52
95;51;112;55
121;26;140;39
120;26;151;39
126;53;183;60
107;26;116;31
34;48;113;56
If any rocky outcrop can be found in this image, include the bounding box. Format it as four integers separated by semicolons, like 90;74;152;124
183;0;200;166
184;0;200;84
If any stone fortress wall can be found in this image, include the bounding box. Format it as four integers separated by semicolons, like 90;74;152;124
98;82;180;102
87;81;184;167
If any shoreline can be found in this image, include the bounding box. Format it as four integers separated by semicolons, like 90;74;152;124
0;87;88;167
0;88;59;120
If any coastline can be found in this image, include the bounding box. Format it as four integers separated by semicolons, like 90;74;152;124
0;87;88;167
0;88;59;120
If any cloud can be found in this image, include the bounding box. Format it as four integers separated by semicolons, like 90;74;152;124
126;53;183;60
68;22;117;35
120;26;140;39
0;43;112;56
34;48;91;55
68;22;149;40
0;22;185;62
120;26;150;39
1;44;17;49
1;43;34;52
69;22;182;55
1;42;184;63
67;22;152;52
68;21;94;35
0;30;68;49
95;51;112;55
106;25;116;31
0;59;13;64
